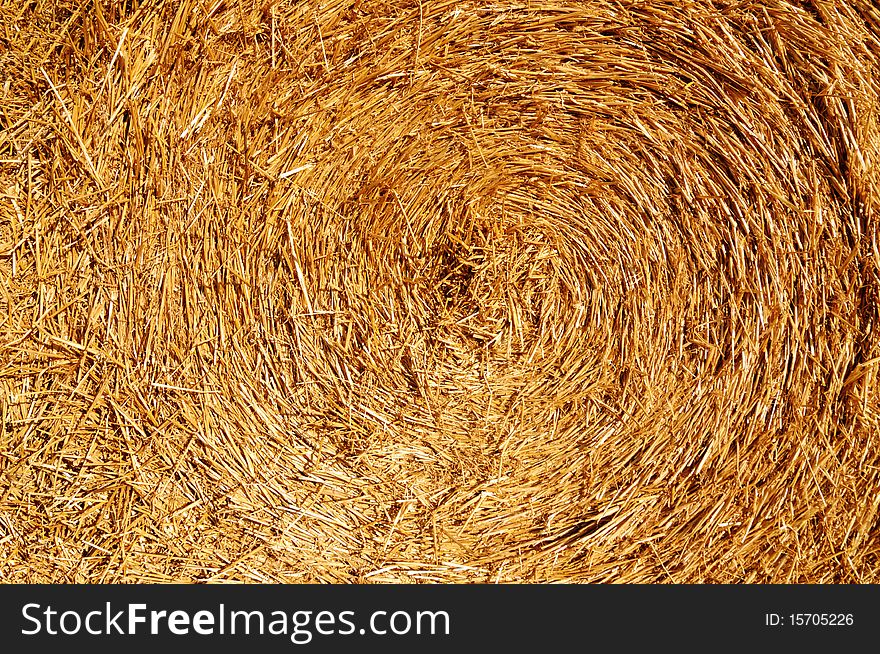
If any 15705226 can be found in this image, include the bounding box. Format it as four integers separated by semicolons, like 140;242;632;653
789;614;854;627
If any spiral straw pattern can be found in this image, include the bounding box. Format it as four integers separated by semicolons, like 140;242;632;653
0;0;878;581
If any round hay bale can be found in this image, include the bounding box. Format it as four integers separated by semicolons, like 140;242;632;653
0;0;878;582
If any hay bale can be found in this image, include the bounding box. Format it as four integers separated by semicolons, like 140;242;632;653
0;0;878;582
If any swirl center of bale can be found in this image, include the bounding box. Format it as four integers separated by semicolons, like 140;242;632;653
425;211;562;356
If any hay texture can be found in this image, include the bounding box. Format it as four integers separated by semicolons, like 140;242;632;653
1;0;879;583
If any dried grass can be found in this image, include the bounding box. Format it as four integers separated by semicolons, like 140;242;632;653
0;0;879;582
